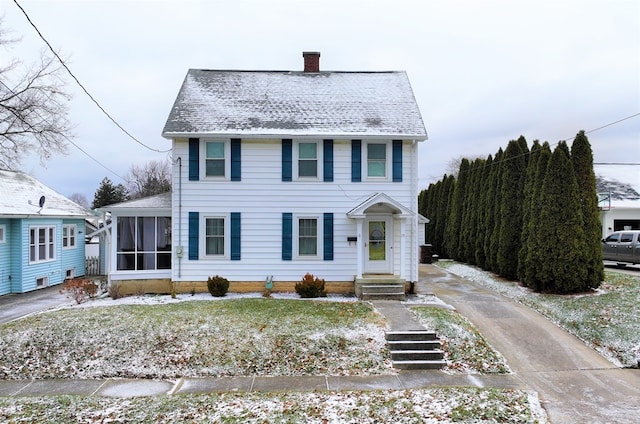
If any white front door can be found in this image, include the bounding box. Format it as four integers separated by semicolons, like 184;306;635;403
364;217;392;274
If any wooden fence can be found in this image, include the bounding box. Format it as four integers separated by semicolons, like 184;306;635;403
85;256;101;275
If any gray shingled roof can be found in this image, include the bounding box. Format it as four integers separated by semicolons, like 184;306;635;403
0;170;93;218
99;192;171;210
162;70;427;139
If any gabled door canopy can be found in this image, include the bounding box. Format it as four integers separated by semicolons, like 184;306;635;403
347;192;414;218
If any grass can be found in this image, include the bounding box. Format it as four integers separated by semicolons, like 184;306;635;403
439;262;640;367
0;299;391;379
0;295;549;422
411;306;511;374
0;388;546;423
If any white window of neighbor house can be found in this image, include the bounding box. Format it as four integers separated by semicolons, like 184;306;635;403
0;224;5;243
62;224;77;249
367;143;387;178
29;226;55;263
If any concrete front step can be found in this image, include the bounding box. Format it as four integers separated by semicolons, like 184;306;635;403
386;330;445;370
388;340;442;350
393;360;447;370
386;331;438;341
355;277;406;300
390;349;445;361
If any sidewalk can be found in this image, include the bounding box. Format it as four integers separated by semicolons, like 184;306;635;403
0;371;525;398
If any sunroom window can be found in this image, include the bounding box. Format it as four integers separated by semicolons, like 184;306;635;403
116;216;171;271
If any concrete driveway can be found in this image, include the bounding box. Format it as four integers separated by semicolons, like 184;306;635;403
418;264;640;424
0;285;68;325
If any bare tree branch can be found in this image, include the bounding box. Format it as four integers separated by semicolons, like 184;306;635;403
0;19;72;169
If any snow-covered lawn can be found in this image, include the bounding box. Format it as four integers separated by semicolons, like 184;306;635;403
0;388;547;423
0;297;392;379
0;292;549;422
439;262;640;367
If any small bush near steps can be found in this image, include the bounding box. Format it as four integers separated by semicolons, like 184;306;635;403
295;273;327;298
207;275;230;297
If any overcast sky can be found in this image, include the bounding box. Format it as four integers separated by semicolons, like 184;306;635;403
2;0;639;203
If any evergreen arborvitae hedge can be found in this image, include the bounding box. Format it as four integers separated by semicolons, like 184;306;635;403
534;142;587;293
420;133;602;294
571;131;604;289
518;140;541;282
497;139;527;280
523;142;552;291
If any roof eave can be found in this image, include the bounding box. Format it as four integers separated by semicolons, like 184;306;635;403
162;131;428;141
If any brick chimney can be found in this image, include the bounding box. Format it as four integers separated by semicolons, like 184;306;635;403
303;51;321;72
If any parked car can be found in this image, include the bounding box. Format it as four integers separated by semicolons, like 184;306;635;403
602;230;640;266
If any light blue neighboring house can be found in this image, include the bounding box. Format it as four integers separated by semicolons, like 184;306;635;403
0;169;93;295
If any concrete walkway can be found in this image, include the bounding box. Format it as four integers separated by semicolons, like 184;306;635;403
418;265;640;424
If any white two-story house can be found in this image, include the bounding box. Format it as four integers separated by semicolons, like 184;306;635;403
164;51;428;295
103;52;428;296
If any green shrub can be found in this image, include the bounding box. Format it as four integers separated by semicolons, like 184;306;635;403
207;275;230;297
295;273;327;298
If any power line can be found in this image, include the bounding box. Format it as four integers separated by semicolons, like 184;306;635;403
452;112;640;178
12;0;170;154
0;79;127;182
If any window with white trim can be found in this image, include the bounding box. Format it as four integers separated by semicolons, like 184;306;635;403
0;224;5;243
298;142;318;178
62;224;77;249
204;216;226;257
296;216;320;258
203;140;228;178
367;143;387;178
29;226;55;263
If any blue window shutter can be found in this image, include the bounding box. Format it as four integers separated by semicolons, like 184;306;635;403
323;213;334;261
323;139;333;182
188;138;199;181
231;212;241;260
392;140;403;182
188;212;199;260
282;139;292;182
231;139;241;181
351;140;361;182
282;213;292;261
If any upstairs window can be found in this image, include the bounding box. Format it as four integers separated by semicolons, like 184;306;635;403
367;143;387;177
205;141;226;177
298;142;318;177
0;224;5;243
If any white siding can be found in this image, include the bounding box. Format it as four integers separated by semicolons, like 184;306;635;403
172;138;421;283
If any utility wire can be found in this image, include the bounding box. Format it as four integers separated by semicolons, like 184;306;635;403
451;112;640;178
12;0;170;154
0;79;127;182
